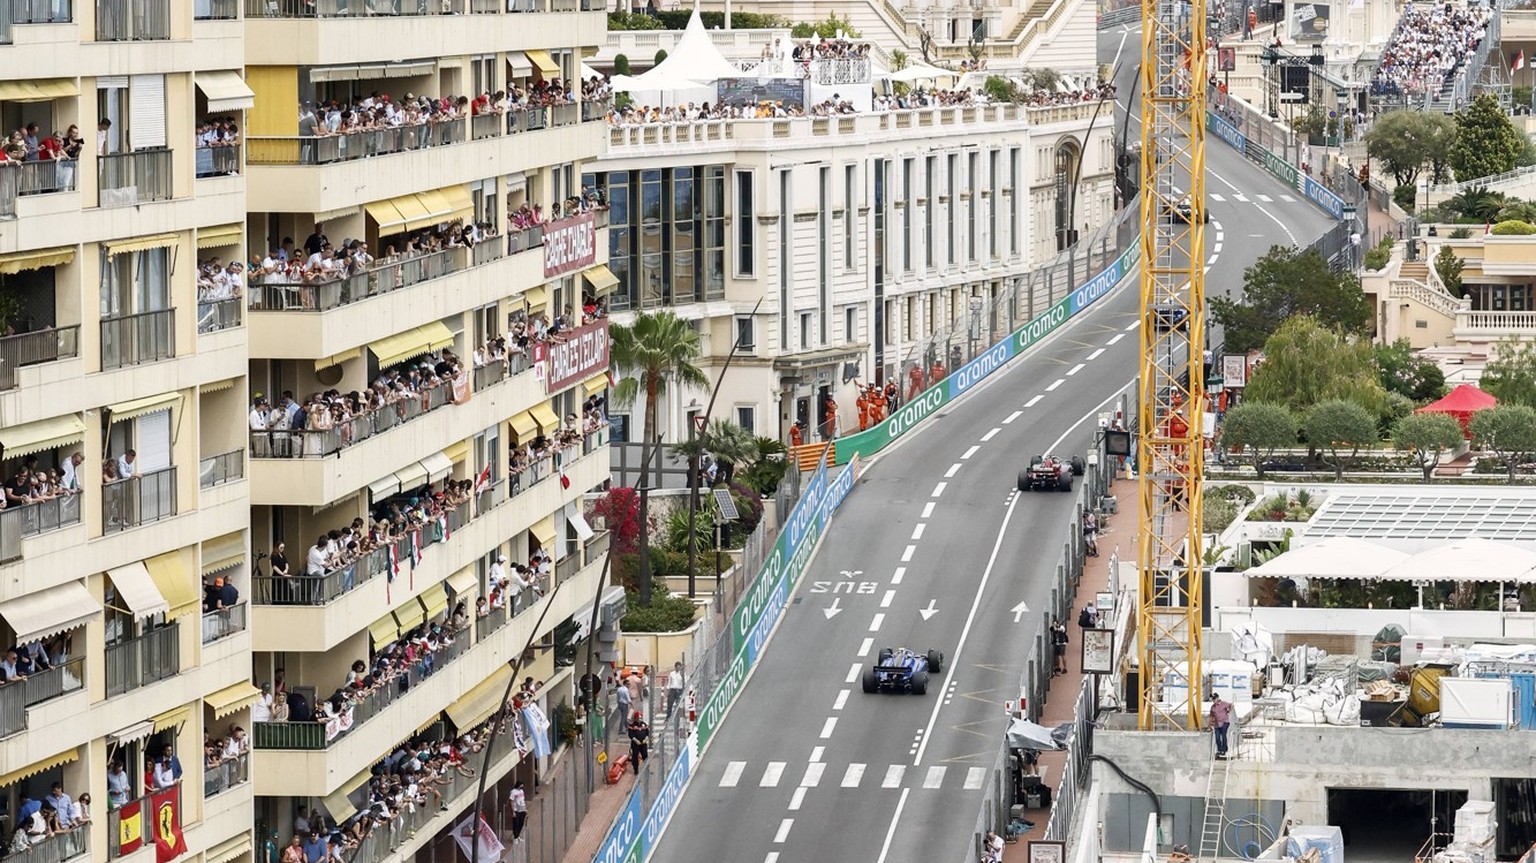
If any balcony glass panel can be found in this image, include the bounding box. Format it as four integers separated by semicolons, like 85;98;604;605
199;449;245;488
104;623;179;696
0;656;85;738
98;149;173;206
101;465;178;532
202;600;246;643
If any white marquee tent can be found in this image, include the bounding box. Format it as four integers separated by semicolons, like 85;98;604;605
1245;537;1409;581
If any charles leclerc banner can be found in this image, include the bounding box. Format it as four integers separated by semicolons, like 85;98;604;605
543;212;597;278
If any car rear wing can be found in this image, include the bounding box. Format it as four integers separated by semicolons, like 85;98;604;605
873;664;911;674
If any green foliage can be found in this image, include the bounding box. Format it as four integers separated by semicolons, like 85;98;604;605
551;702;579;747
1481;340;1536;407
1393;411;1465;481
1204;494;1239;536
1365;110;1456;186
1516;86;1534;111
1245;491;1317;523
1378;390;1416;437
1440;185;1508;221
739;436;788;496
891;50;910;71
663;501;717;556
1449;227;1473;239
725;480;764;536
654;49;668;66
1450;94;1525;182
1393;183;1418;213
1245;316;1389;417
607;12;662;30
1471;404;1536;482
1024;68;1062;92
1375;339;1447;402
1363;235;1394;270
1497;202;1536;224
613;53;633;75
790;12;860;38
1208;246;1371;353
621;588;698;632
634;9;790;28
1491;219;1536;235
1218;402;1298;477
983;75;1019;103
1433;245;1465;298
1209;484;1258;506
1303;399;1380;479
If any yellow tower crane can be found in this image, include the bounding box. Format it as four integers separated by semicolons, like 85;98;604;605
1136;0;1206;730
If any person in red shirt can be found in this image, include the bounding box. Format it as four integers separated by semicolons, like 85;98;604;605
37;131;65;161
788;421;802;447
929;361;946;387
907;363;924;402
856;388;869;431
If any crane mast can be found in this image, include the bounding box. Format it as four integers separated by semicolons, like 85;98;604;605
1136;0;1206;730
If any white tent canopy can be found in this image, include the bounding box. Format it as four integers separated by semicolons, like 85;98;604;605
881;63;959;83
611;70;706;93
1245;537;1409;580
1379;537;1536;584
636;8;743;86
580;61;602;80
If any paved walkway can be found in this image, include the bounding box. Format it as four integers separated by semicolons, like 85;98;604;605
554;777;632;863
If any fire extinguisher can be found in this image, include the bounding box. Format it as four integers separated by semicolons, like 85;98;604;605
687;689;697;723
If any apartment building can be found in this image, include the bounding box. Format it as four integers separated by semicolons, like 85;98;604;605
0;1;612;862
590;100;1114;443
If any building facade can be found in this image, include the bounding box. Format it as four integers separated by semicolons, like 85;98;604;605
0;2;612;863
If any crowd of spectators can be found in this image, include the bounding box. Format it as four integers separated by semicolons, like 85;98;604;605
0;455;84;514
198;255;245;306
195;118;241;177
1371;1;1490;97
202;724;249;773
7;780;91;853
296;80;583;139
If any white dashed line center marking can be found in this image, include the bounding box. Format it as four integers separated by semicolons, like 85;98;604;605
961;445;980;460
1046;379;1065;391
981;427;1000;441
1025;395;1044;407
1003;409;1022;423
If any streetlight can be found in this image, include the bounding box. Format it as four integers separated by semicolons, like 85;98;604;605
1261;44;1279;118
1341;201;1359;268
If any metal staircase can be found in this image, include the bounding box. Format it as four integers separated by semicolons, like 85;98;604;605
1196;757;1231;863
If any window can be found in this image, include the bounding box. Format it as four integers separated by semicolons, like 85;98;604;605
734;315;756;351
101;247;170;319
904;296;914;340
779;170;791;350
736;406;756;432
924;157;935;268
1010;148;1021;256
845;306;856;342
735;170;755;276
947;154;958;265
844;164;857;271
819;166;830;346
607;171;633;310
799;312;811;349
968;152;978;262
989;150;999;259
703;166;726;300
672;167;697;305
639;169;664;308
902;159;913;271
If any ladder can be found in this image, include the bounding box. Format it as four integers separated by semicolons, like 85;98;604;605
1196;756;1231;863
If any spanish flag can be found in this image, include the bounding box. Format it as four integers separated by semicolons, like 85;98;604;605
152;789;188;863
117;801;144;855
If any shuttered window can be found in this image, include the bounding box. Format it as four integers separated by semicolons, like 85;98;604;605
128;74;166;150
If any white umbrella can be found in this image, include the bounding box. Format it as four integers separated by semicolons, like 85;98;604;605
610;70;706;93
882;63;959;83
1245;536;1409;580
1380;538;1536;584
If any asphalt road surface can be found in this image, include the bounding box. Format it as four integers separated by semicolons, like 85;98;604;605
648;28;1334;863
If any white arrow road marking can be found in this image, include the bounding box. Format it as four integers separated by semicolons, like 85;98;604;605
721;762;745;787
824;598;844;620
1010;601;1030;623
919;600;939;621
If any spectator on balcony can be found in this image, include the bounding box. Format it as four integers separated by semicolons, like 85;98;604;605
0;132;21;162
58;452;83;492
44;783;73;828
307;536;328;579
62;125;83;160
304;223;329;258
160;744;184;783
272;691;292;722
0;648;27;682
280;836;305;863
72;794;92;826
116;449;138;481
106;761;130;809
252;682;274;722
96;119;112;157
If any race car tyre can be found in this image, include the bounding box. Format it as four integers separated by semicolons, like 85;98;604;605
927;650;944;674
1018;470;1031;491
1029;455;1043;468
877;647;894;664
1070;456;1086;476
911;670;929;695
862;668;879;693
1058;474;1073;492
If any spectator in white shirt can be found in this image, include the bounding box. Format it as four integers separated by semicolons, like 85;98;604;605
116;449;137;480
59;452;82;492
307;536;329;576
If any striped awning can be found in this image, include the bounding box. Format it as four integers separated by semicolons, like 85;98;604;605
418;583;449;622
107;233;178;257
206;682;263;719
205;834;253;863
0;414;85;459
0;748;79;789
197;223;243;250
202;377;237;394
582;264;620;296
508;411;537;439
108;392;183;424
530;515;556;550
368;612;400;647
583;373;609;397
529;401;559;431
445;666;513;729
201;531;246;577
0;246;74;275
0;581;98;645
0;78;78;101
106;562;170;620
146;551;200;620
151;705;190;733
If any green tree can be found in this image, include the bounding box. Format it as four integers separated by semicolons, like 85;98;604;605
653;49;668;67
1364;110;1455;186
1440;185;1508;221
1393;412;1465;481
1245;316;1389;417
1218;402;1297;477
1450;94;1525;182
610;311;711;604
1209;246;1370;352
1471;404;1536;483
613;53;632;75
1492;220;1536;235
1375;339;1447;402
1433;245;1465;298
739;435;789;495
791;12;860;38
1025;68;1062;92
672;419;756;485
1497;202;1536;224
1481;340;1536;407
1303;399;1379;479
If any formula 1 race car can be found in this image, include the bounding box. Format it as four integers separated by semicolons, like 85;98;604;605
1019;454;1087;492
862;647;945;695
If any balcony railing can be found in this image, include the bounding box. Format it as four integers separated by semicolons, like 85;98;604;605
204;751;248;796
98;148;173;206
197;296;242;333
248;380;452;459
583;529;610;568
8;824;86;863
199;449;244;488
506;223;545;255
245;0;470;15
0;0;74;44
101;465;178;533
252;635;469;750
100;308;175;370
95;0;168;38
246;104;582;167
202;601;247;644
248;247;460;313
0;159;79;216
109;787;176;858
104;623;179;696
0;493;82;564
474;477;505;516
0;657;85;738
472;359;507;391
0;326;80;391
195;143;240;177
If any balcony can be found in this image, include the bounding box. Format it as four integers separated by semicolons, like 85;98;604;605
250;379;453;460
198;296;242;334
100;308;175;370
95;0;168;39
194;0;236;18
0;493;82;565
202;601;247;644
0;326;80;390
0;657;84;738
101;466;178;533
7;825;86;863
109;787;176;858
204;751;248;796
0;0;73;41
0;160;78;218
104;622;179;697
1453;307;1536;342
196;143;241;178
248;247;461;313
98;149;173;208
200;449;245;488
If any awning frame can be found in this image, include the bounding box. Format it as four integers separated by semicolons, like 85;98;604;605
106;562;171;621
0;580;99;645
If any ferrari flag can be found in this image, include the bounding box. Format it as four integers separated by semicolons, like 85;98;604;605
152;789;188;863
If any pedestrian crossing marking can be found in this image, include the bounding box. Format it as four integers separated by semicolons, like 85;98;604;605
721;762;745;787
923;766;946;788
965;767;987;790
1210;193;1225;202
882;765;905;788
842;764;866;787
718;761;991;791
1256;194;1273;202
761;762;786;787
1280;194;1296;202
800;763;825;787
1233;193;1249;202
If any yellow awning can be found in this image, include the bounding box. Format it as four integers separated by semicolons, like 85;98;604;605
206;834;253;863
582;264;620;297
0;414;84;459
422;451;454;483
315;347;361;372
206;682;263;719
508;411;537;439
529;402;559;431
521;284;549;314
447;566;478;598
368;611;400;646
0;246;74;275
444;440;470;464
530;515;556;550
321;768;371;823
108;391;183;424
392;600;425;634
525;49;560;78
0;748;79;790
106;562;170;620
439;185;475;225
0;581;98;645
197;223;243;250
393;461;429;491
107;233;178;258
369;321;455;368
195;70;256;112
419;583;449;622
151;705;190;733
583;373;609;397
364;199;407;232
0;78;79;102
445;666;513;729
394;194;441;233
201;531;246;577
414;189;456;226
367;473;401;501
146;551;200;620
202;377;237;394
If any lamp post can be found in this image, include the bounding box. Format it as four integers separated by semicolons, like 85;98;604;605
1261;44;1279;119
1341;201;1359;269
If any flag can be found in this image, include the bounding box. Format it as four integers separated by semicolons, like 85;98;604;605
451;814;505;863
151;790;188;863
1515;50;1527;73
474;463;491;494
522;703;552;758
117;800;145;855
410;531;422;566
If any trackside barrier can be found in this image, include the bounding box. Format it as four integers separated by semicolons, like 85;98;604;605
832;240;1141;465
593;453;863;862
